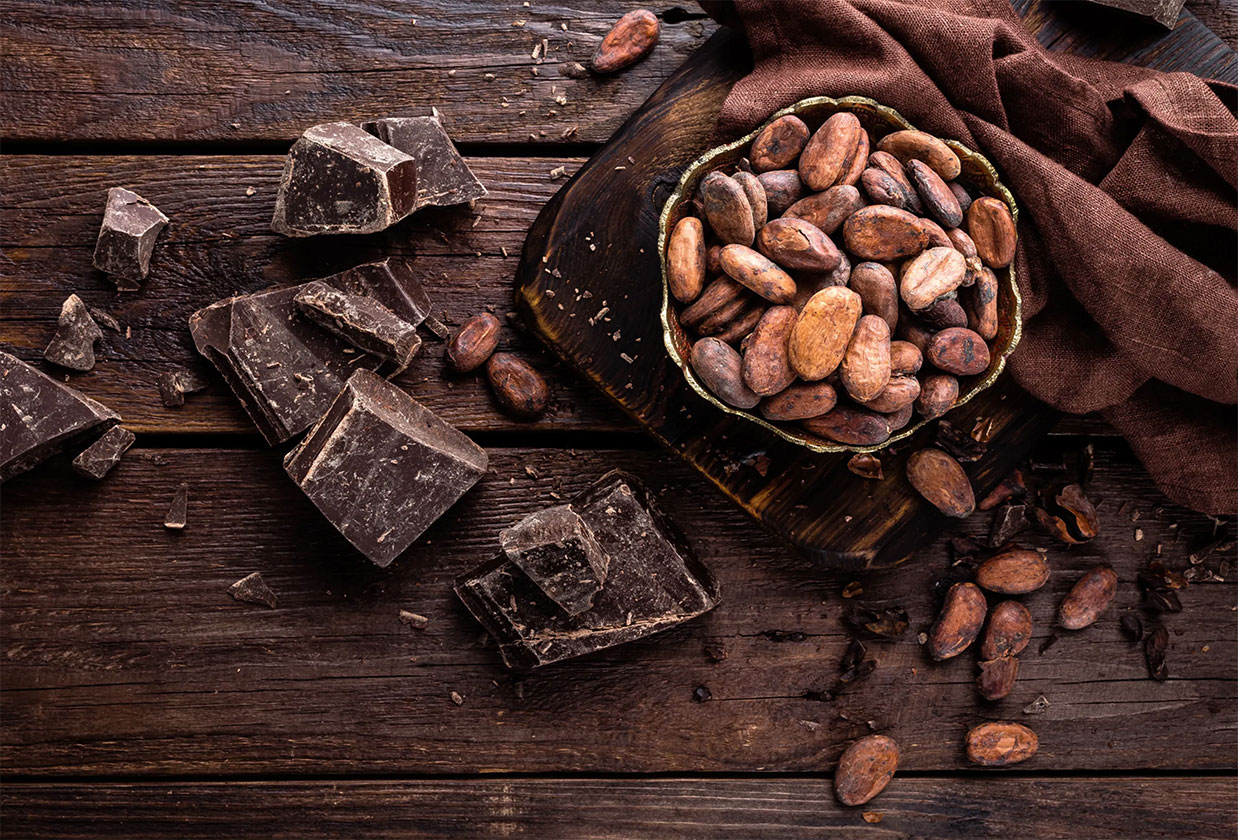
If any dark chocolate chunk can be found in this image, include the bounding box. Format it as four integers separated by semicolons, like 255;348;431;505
362;114;487;209
189;258;432;443
293;281;421;371
271;122;418;237
455;470;720;669
158;368;211;407
0;351;120;482
44;294;104;371
71;425;135;479
92;187;168;289
228;572;278;609
283;369;488;567
499;505;610;616
1080;0;1184;28
422;314;451;340
164;482;189;529
989;503;1030;547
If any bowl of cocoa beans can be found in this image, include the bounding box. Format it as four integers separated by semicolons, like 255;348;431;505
659;95;1021;452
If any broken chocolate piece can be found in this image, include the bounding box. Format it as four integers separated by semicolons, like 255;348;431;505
44;294;104;371
92;187;168;289
164;482;189;529
399;610;430;629
71;425;135;479
989;503;1030;547
228;572;278;608
88;307;123;333
1080;0;1185;28
189;258;432;443
0;351;120;481
293;281;421;371
455;470;720;669
284;369;488;567
362;114;488;209
158;368;211;408
499;505;610;616
271;122;418;237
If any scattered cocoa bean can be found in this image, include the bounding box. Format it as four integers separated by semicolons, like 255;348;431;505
906;448;975;519
980;600;1033;659
966;721;1038;766
976;655;1020;700
833;734;900;806
848;452;884;480
1057;564;1117;630
486;353;549;418
976;548;1050;594
445;312;501;373
927;581;987;660
591;9;660;74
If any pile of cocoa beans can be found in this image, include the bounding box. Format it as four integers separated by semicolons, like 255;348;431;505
666;110;1017;446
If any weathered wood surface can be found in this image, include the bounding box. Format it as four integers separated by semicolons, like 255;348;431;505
4;440;1233;777
4;777;1236;839
2;0;1233;146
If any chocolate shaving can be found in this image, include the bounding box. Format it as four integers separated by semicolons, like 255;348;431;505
762;630;808;643
703;642;728;663
399;610;430;629
840;638;867;672
228;572;278;608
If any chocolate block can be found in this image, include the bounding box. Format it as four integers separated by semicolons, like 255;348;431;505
294;281;421;371
362;114;488;209
499;506;609;616
157;368;210;407
92;187;168;289
0;351;120;481
271;122;418;237
456;471;720;669
44;294;103;371
284;369;488;567
189;258;431;443
71;425;135;479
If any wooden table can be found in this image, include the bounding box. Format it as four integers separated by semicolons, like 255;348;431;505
2;2;1235;836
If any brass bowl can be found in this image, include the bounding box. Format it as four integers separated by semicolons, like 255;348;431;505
659;95;1022;453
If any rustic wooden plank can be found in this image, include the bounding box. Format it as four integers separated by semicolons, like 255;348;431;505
0;0;715;144
3;439;1233;776
1185;0;1238;49
3;776;1235;839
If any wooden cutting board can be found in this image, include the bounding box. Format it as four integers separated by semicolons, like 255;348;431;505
515;28;1057;569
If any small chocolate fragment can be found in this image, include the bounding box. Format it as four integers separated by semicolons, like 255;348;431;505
92;187;168;289
284;369;488;567
271;122;418;237
989;503;1030;547
228;572;278;609
499;505;610;617
1079;0;1185;28
294;281;422;371
399;610;430;629
71;425;135;480
189;258;431;443
164;482;189;529
0;351;120;482
456;471;720;669
88;307;124;333
362;114;487;209
158;368;211;408
44;294;104;371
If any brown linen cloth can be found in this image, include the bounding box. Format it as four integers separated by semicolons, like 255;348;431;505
702;0;1238;514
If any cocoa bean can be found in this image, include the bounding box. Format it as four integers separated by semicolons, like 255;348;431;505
666;216;706;303
895;319;936;354
690;337;760;409
948;181;973;213
966;722;1038;767
967;196;1017;268
445;312;501;373
842;205;930;261
887;402;915;431
706;243;723;275
591;9;660;74
867;150;923;214
757;217;841;273
980;600;1033;659
750;114;811;173
840;315;892;403
907;159;963;228
486;353;549;418
838;127;869;187
900;247;967;311
913;373;958;419
714;303;766;346
789;286;862;380
733;171;768;231
926;327;990;376
976;549;1050;594
720;244;797;304
906;447;975;519
964;265;999;340
783;185;865;234
742;306;798;396
859;375;920;413
802;404;891;445
889;340;923;376
945;226;978;258
875;129;961;180
927;581;986;660
918;297;968;330
976;655;1019;701
696;292;753;337
916;217;953;248
756;170;806;217
800;111;865;191
700;172;755;246
1057;564;1118;630
849;262;899;333
861;167;918;211
833;735;899;807
679;276;747;331
760;380;837;421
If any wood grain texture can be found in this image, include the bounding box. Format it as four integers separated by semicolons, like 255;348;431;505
4;777;1236;839
0;0;714;144
3;440;1233;777
1186;0;1238;49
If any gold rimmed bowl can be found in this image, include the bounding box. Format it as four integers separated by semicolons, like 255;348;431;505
659;95;1022;453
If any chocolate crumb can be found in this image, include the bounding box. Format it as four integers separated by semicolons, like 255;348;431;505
399;610;430;629
164;482;189;529
692;685;712;703
228;572;277;608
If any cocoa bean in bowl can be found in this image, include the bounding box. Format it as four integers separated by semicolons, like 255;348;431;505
659;95;1022;453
